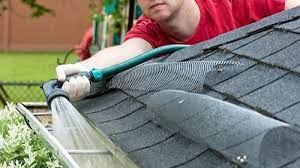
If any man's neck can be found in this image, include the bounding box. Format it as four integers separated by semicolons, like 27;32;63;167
158;0;200;42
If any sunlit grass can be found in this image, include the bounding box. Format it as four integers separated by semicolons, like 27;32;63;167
0;52;79;108
0;52;79;82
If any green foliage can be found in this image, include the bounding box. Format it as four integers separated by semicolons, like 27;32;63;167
88;0;102;17
109;0;129;22
0;0;53;18
89;0;129;36
20;0;54;18
0;0;7;13
0;104;62;167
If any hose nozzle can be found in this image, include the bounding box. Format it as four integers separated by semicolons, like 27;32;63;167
41;72;93;107
41;80;69;107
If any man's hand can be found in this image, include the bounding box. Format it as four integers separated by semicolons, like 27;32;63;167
56;38;152;102
56;63;89;81
56;63;91;101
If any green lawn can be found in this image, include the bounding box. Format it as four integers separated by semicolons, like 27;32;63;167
0;52;79;108
0;52;79;82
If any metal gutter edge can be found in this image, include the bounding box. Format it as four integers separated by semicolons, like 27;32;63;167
16;103;80;168
21;102;48;106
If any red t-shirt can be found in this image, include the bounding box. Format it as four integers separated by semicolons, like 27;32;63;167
124;0;286;48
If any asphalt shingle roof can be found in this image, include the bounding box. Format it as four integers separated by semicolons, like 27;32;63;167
73;7;300;168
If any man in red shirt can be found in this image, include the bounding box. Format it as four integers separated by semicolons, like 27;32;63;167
57;0;300;101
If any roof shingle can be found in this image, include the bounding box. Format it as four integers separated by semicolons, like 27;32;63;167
73;7;300;168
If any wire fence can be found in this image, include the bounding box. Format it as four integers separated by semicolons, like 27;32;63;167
0;82;45;107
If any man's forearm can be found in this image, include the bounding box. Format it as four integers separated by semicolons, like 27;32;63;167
78;38;153;71
285;0;300;10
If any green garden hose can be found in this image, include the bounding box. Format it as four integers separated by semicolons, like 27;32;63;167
42;44;191;105
90;44;190;81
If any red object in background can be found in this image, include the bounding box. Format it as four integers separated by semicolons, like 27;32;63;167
75;27;93;60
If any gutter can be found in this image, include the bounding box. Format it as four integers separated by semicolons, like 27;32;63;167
16;103;80;168
16;102;139;168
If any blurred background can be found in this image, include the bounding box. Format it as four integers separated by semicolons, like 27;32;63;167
0;0;141;108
